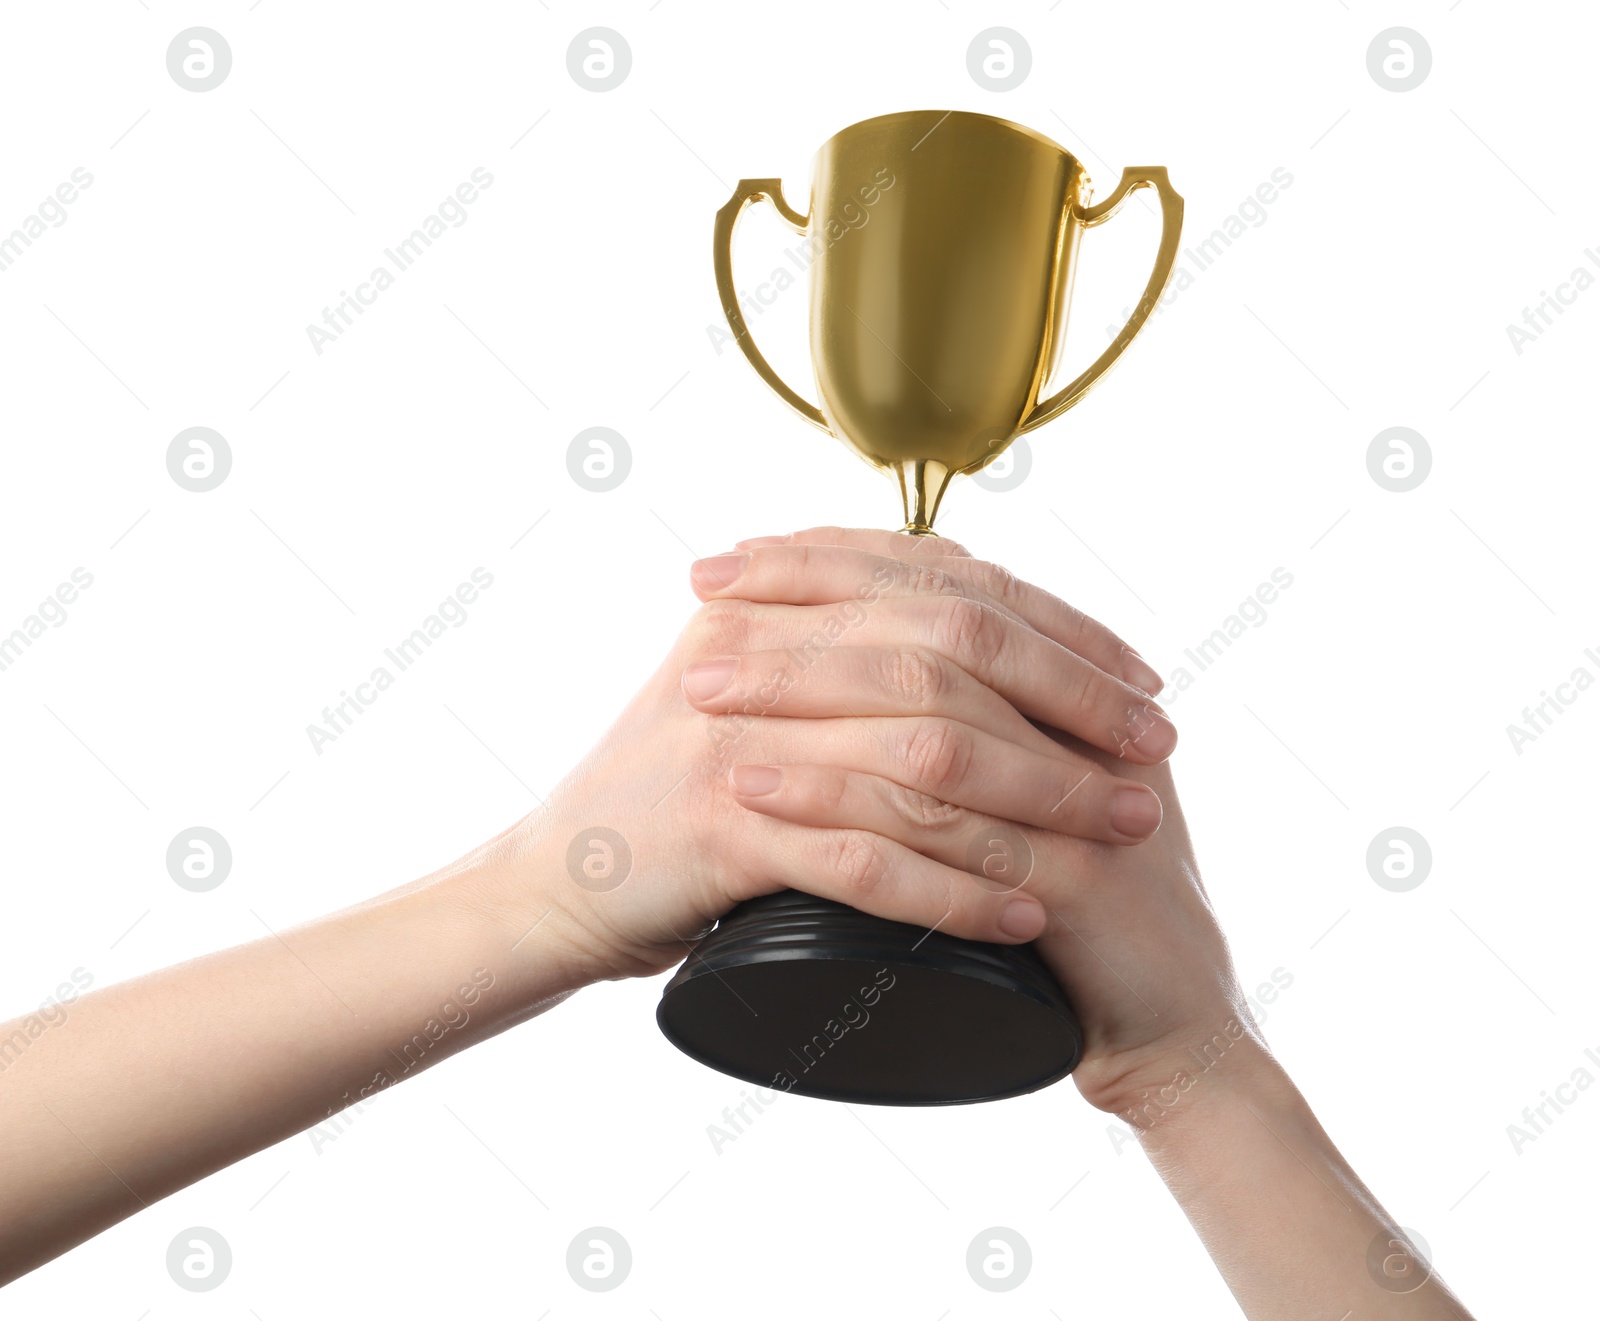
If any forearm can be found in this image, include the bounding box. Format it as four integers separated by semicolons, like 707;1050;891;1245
1132;1042;1471;1320
0;835;586;1285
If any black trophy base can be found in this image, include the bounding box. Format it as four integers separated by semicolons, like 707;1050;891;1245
656;891;1083;1105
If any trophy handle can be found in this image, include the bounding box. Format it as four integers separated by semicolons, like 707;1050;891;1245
1020;166;1185;434
713;178;830;433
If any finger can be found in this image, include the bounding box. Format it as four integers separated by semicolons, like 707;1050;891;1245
939;559;1162;696
731;762;1059;894
746;715;1163;844
680;644;1063;759
735;525;974;559
686;595;1176;764
737;806;1047;943
695;542;1159;694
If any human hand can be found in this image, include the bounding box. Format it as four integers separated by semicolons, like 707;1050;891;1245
479;526;1177;988
709;533;1488;1321
706;531;1246;1121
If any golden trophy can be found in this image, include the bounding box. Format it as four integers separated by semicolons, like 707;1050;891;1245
657;110;1183;1104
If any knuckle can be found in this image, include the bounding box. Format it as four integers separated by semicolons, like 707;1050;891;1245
886;779;963;830
830;831;887;896
943;870;967;927
934;596;1004;670
971;559;1021;608
900;559;956;598
690;599;752;656
878;647;946;711
901;718;972;793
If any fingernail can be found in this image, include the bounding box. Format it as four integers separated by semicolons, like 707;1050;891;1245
736;535;790;549
998;897;1046;940
690;552;748;594
1130;706;1178;761
1110;786;1162;839
1121;648;1164;696
682;658;737;701
730;764;783;796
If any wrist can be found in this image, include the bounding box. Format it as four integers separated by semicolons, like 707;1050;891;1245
1080;1013;1298;1141
434;817;615;1005
1115;1035;1303;1154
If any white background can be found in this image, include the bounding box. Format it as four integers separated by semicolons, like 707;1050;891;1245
1;2;1595;1316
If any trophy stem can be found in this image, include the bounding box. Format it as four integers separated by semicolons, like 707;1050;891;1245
895;459;954;537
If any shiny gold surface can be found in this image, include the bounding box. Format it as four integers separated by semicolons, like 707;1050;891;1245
713;110;1183;534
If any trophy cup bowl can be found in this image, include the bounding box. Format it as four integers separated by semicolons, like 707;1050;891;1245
657;110;1183;1104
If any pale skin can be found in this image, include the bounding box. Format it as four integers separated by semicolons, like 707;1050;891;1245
0;527;1474;1318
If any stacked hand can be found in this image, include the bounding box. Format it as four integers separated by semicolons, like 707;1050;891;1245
489;526;1246;1119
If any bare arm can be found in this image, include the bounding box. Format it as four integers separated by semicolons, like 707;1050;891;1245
1133;1041;1468;1319
0;841;588;1285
